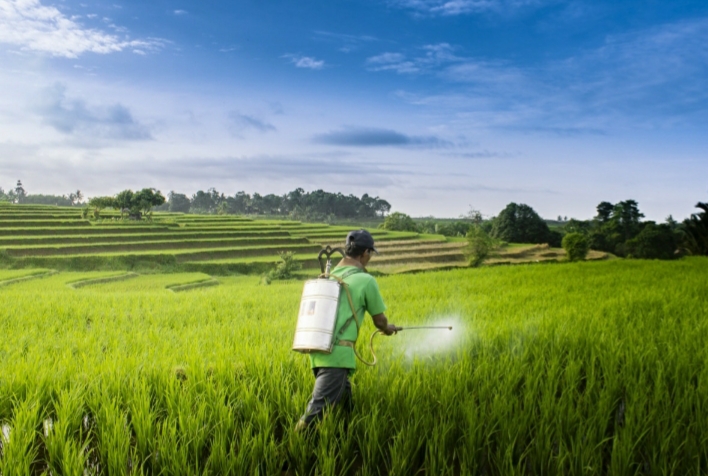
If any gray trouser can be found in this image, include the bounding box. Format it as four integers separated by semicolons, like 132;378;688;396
300;367;353;424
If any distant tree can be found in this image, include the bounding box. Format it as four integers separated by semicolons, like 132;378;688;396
190;188;224;214
624;223;679;260
610;200;644;241
665;215;678;230
682;202;708;255
587;230;612;253
563;218;591;234
562;233;589;261
464;207;484;225
217;202;230;215
15;180;26;204
436;221;472;237
22;194;73;206
68;190;83;206
88;196;117;219
114;190;134;218
373;198;391;217
167;191;191;213
132;188;166;217
491;203;553;244
380;212;417;232
596;201;614;223
465;225;495;267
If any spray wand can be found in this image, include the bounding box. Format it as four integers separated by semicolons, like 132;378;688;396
355;325;453;367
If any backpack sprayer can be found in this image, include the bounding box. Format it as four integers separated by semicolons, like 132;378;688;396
292;246;452;366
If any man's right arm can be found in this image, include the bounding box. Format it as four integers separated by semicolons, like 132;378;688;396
372;313;399;336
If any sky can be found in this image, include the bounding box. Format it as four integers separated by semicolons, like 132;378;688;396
0;0;707;220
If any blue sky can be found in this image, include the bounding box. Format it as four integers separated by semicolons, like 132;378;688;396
0;0;707;220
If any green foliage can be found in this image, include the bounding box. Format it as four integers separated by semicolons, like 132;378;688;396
109;189;166;218
416;219;472;236
0;259;707;473
88;196;117;219
263;251;302;284
114;190;134;216
491;202;553;244
132;188;166;216
187;187;391;219
14;180;27;204
168;191;191;213
624;223;679;260
465;225;494;266
562;232;589;261
682;202;708;255
380;212;417;232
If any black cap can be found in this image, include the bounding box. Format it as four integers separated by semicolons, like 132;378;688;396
346;229;378;253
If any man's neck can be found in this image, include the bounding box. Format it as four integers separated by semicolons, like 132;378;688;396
338;257;364;269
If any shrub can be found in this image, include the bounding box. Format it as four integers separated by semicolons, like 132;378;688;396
263;252;302;284
379;212;417;232
465;226;495;267
562;233;589;261
624;223;679;260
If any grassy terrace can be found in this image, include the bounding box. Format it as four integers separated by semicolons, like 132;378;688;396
3;237;310;256
0;230;292;246
0;204;469;274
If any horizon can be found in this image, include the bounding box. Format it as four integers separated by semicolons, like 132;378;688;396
1;0;707;222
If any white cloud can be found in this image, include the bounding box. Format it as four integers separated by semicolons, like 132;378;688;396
173;9;187;15
0;0;164;57
366;44;459;74
391;0;552;16
284;54;325;69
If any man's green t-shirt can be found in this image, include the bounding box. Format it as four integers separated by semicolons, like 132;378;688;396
309;266;387;371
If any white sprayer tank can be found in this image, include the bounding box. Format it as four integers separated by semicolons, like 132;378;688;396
292;278;341;353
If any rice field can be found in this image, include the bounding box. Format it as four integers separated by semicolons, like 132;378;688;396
0;204;460;274
1;257;706;475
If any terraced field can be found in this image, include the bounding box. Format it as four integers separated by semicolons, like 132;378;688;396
0;204;466;275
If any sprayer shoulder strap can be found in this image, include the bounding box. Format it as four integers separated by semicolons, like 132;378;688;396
329;269;366;343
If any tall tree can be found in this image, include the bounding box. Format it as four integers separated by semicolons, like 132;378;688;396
610;200;644;241
14;180;26;204
596;201;614;223
168;191;191;213
683;202;708;255
491;203;552;244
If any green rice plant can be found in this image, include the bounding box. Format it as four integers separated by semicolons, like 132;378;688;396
0;397;41;473
44;386;90;476
0;258;706;474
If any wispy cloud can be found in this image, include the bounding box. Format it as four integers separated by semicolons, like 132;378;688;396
313;126;451;148
390;0;553;16
366;43;460;74
283;54;325;69
385;18;708;131
313;30;378;53
173;9;187;15
34;83;152;140
0;0;164;57
228;111;276;135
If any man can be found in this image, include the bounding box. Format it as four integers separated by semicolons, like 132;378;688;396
297;229;398;430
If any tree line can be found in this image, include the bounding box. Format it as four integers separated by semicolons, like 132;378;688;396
381;200;708;259
0;180;84;206
155;188;392;221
